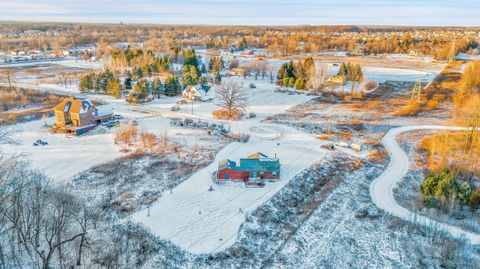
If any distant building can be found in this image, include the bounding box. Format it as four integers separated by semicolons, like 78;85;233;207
53;97;112;135
409;49;423;57
349;44;364;56
217;152;281;186
242;50;255;56
326;75;346;86
228;67;247;77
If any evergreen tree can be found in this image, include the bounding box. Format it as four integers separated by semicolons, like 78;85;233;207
200;63;207;74
338;62;348;77
181;64;201;88
135;67;143;79
79;73;94;92
124;77;132;90
214;71;222;85
152;77;163;98
469;189;480;211
107;78;122;99
164;76;181;96
238;37;248;50
183;49;198;68
288;77;295;87
276;60;297;87
294;77;306;90
457;182;472;206
127;78;149;103
209;56;224;73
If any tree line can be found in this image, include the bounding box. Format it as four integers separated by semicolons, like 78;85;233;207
276;57;316;90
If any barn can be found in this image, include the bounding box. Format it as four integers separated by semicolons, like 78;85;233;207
217;152;280;185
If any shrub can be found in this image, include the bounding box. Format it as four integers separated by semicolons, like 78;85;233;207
212;109;244;120
420;169;455;207
469;189;480;211
115;125;138;147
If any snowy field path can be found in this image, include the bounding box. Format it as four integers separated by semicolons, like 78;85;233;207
370;125;480;245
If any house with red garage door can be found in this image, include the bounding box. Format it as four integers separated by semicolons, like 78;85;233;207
217;152;280;186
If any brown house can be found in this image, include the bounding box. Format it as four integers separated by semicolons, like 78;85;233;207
53;97;112;135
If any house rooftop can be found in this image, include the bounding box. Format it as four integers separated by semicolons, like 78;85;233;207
218;152;280;172
54;97;95;114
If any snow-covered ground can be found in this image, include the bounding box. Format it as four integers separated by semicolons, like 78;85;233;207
319;64;440;83
362;66;438;82
370;125;480;245
132;76;335;254
3;56;471;258
133;125;327;254
0;119;122;183
0;58;103;69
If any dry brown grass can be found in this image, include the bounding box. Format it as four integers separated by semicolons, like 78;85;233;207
418;131;480;176
0;86;65;125
337;132;353;140
423;99;440;111
368;149;388;163
212;109;244;120
318;134;330;140
395;101;421;116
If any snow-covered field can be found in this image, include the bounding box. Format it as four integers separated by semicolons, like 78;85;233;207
0;119;122;182
362;66;438;82
0;58;102;69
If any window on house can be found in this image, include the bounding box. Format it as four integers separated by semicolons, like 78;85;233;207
272;171;278;177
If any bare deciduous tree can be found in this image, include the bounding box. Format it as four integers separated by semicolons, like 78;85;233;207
0;68;16;90
315;62;329;94
456;94;480;153
59;72;70;88
1;162;95;269
215;81;247;118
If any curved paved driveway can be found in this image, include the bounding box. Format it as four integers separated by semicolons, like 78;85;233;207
370;125;480;245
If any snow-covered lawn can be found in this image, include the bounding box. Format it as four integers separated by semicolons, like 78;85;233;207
133;129;326;254
0;119;122;183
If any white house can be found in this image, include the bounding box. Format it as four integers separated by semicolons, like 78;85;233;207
182;85;214;101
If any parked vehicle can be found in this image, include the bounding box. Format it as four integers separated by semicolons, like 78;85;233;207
176;99;187;105
34;139;48;146
102;119;120;128
171;105;180;111
245;181;265;188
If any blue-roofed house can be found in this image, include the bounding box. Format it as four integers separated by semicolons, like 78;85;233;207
217;152;280;185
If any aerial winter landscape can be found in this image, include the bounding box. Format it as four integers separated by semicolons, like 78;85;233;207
1;1;480;269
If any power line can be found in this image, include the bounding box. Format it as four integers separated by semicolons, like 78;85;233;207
411;51;425;102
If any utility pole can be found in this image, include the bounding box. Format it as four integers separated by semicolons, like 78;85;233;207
411;52;425;102
447;39;456;63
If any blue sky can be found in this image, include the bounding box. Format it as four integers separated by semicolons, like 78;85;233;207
1;0;479;26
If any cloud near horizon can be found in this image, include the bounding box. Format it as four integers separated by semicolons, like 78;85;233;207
1;0;479;26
